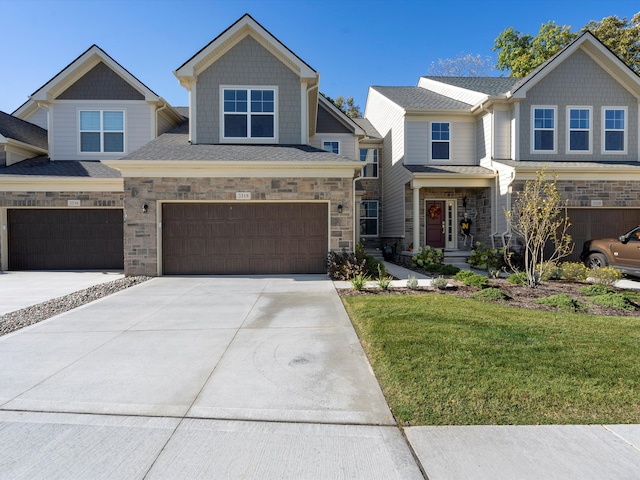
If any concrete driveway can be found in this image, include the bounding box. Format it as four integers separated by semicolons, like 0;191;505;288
0;275;423;479
0;270;124;315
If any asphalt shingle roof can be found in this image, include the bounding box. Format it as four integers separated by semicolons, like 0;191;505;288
371;86;472;110
121;120;358;163
0;156;121;178
0;111;48;150
352;118;382;139
420;76;521;96
405;165;495;175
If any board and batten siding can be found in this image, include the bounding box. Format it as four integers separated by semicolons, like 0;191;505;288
519;48;638;161
50;101;154;161
309;133;358;160
405;116;476;165
364;88;411;237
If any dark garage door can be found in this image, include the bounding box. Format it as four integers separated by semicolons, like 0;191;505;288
566;208;640;261
162;203;328;275
8;209;124;270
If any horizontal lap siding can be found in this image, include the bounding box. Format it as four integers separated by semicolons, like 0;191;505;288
162;203;328;274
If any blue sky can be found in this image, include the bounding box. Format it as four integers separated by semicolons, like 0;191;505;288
1;0;637;114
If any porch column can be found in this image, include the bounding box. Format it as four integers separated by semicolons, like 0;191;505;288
413;186;420;251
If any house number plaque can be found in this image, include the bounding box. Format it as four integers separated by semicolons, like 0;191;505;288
236;192;252;200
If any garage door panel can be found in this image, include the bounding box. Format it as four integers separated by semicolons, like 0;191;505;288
8;209;124;270
565;208;640;261
162;203;327;275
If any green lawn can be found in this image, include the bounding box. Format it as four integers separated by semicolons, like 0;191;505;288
343;294;640;426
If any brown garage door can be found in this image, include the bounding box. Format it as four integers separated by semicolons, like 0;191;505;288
8;209;124;270
565;208;640;261
162;203;328;275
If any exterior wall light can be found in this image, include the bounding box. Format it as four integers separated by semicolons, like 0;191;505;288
337;204;343;214
142;204;149;214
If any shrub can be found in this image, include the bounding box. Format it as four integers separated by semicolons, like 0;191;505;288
468;242;505;274
589;293;637;311
327;251;366;280
588;267;622;286
536;294;587;312
537;261;560;281
472;287;512;302
412;246;444;269
559;262;589;282
507;272;527;285
436;264;461;276
376;265;393;290
431;276;449;290
350;273;371;291
578;284;612;296
406;275;419;290
453;270;489;288
356;241;388;278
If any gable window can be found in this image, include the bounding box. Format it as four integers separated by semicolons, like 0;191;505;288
359;148;378;178
360;200;378;236
603;108;626;153
532;107;555;152
222;87;276;141
80;110;124;153
431;122;450;160
567;107;591;153
323;141;340;154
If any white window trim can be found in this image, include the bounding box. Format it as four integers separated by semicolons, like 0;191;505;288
219;85;279;144
566;106;592;154
531;106;557;154
360;148;379;179
78;109;126;155
601;106;627;154
430;121;451;161
360;200;379;237
322;140;341;155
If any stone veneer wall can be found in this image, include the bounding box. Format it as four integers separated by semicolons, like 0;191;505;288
124;176;354;276
0;191;124;269
511;180;640;208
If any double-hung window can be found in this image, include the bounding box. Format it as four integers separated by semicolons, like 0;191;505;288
80;110;124;153
222;87;276;141
431;122;450;160
323;141;340;154
359;148;378;178
532;107;556;152
360;200;378;236
567;107;591;153
603;108;626;153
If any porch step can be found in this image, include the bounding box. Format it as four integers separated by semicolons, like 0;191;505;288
444;250;471;270
364;248;384;260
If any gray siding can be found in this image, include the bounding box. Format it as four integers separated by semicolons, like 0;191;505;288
316;104;352;133
195;36;302;144
56;62;144;101
520;48;638;161
309;133;357;159
23;108;48;130
493;108;511;160
157;112;173;136
51;101;153;161
405;117;476;165
477;112;491;162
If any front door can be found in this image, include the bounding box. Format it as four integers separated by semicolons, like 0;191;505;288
426;201;446;248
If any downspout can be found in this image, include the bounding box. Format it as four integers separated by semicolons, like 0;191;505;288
498;170;516;248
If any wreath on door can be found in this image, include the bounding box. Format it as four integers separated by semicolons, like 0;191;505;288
428;204;442;219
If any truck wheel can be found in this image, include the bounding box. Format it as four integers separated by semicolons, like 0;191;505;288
587;253;607;269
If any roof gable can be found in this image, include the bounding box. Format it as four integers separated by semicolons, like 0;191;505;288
174;14;317;87
511;31;640;99
14;45;161;117
57;61;145;101
317;95;365;135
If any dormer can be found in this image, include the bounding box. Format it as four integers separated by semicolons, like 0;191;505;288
174;14;320;145
13;45;182;161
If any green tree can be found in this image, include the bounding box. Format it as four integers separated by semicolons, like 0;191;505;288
494;13;640;77
323;94;362;118
581;13;640;72
505;169;573;288
428;53;494;76
493;22;577;77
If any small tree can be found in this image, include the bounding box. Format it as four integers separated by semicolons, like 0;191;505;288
505;169;573;287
